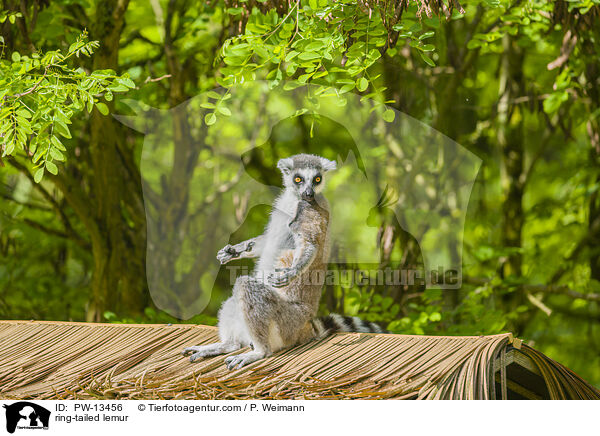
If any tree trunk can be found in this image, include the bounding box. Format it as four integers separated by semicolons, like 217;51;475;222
497;36;527;332
86;0;148;322
583;42;600;283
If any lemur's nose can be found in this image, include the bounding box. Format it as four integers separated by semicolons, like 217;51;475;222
302;187;314;200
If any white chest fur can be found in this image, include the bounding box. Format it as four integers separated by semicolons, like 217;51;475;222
255;189;298;274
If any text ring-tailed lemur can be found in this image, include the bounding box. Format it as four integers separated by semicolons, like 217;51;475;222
183;153;385;370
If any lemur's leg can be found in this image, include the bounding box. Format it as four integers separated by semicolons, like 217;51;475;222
223;276;278;370
183;296;250;362
224;276;309;370
217;235;265;264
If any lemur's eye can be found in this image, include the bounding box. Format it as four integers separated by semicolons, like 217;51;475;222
314;176;321;184
294;176;303;184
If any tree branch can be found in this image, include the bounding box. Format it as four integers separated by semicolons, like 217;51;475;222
22;218;90;249
7;157;89;249
0;192;51;211
463;275;600;302
120;29;161;48
550;213;600;283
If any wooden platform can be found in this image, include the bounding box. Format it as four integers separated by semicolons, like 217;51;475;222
0;320;598;399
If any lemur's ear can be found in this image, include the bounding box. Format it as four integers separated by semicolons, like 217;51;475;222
320;157;337;172
277;158;293;175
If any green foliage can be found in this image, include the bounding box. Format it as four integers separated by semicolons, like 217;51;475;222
1;0;600;388
0;10;22;26
209;0;441;126
0;31;135;181
346;289;402;325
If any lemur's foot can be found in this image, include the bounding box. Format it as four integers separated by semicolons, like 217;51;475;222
183;342;242;362
224;351;265;370
182;345;212;362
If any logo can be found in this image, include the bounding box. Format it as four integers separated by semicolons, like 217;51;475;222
2;402;50;434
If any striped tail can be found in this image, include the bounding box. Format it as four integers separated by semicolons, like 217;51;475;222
311;314;387;338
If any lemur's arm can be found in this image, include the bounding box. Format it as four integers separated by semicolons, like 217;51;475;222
267;237;317;288
217;235;265;264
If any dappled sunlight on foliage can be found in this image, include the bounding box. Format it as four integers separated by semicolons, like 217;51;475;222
1;0;599;387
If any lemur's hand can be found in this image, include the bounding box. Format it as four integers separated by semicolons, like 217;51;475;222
217;241;255;264
267;267;297;288
217;244;237;264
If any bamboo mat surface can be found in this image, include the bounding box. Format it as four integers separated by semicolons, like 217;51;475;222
0;320;598;400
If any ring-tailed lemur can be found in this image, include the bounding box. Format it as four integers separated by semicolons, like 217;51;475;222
183;153;385;370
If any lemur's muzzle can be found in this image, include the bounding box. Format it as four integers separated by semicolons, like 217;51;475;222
301;187;315;201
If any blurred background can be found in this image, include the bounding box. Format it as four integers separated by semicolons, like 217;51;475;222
1;0;599;386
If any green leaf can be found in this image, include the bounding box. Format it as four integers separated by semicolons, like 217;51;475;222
50;148;65;161
298;73;313;83
205;112;217;126
226;7;244;15
33;168;44;183
51;136;66;151
543;91;569;114
4;140;15;156
54;121;72;139
286;63;298;76
298;51;320;60
109;84;129;93
45;160;58;175
466;39;483;49
285;50;300;62
54;108;71;124
383;109;395;122
305;41;325;51
117;77;136;88
16;109;31;118
283;82;304;91
32;148;45;164
419;52;436;67
96;102;109;116
348;65;363;76
357;77;368;92
217;106;232;116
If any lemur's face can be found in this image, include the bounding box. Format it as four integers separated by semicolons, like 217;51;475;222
289;167;323;201
277;154;337;201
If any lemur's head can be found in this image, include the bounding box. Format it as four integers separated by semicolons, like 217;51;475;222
277;154;337;201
